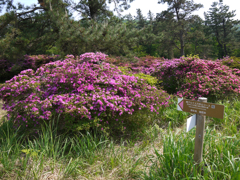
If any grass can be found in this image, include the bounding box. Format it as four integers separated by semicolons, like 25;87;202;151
0;96;240;179
0;100;7;125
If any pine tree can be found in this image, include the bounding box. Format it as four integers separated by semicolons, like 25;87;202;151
204;0;240;57
158;0;203;56
0;0;136;59
135;9;145;29
73;0;113;20
147;10;154;24
56;17;140;56
0;0;69;59
186;16;206;56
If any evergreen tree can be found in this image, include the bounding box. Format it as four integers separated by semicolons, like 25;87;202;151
73;0;113;20
147;10;154;24
132;11;163;57
135;9;145;29
155;10;176;58
0;0;136;59
158;0;203;56
204;0;240;57
185;16;206;56
0;0;70;59
56;16;140;56
71;0;135;19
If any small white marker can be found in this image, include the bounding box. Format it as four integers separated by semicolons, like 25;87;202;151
187;114;196;132
177;98;183;111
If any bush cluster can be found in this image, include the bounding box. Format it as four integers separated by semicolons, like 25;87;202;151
118;66;160;87
2;52;240;135
153;57;240;101
217;56;240;70
105;55;164;75
108;55;240;102
0;52;170;134
0;55;60;82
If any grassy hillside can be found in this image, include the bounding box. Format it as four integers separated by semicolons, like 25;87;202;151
0;54;240;179
0;96;239;179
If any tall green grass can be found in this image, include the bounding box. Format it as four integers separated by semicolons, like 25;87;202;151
143;97;240;180
144;127;240;179
0;97;240;179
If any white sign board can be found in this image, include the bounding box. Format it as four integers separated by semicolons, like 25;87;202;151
177;98;183;111
187;114;196;132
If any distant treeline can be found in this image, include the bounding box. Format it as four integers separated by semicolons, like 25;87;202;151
0;0;239;60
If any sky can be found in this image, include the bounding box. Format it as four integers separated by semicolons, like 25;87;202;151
1;0;240;20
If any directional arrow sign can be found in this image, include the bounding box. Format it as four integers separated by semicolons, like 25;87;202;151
177;98;184;111
177;98;224;119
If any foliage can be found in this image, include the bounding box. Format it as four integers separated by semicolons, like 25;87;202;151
219;56;240;70
0;52;170;135
0;2;63;60
185;17;207;57
1;0;240;59
56;17;141;57
21;54;61;70
1;96;240;179
103;55;240;102
145;127;240;179
118;66;160;87
0;59;15;82
73;0;113;20
182;54;200;59
157;0;203;56
106;55;164;75
153;57;240;102
0;55;60;82
204;1;240;58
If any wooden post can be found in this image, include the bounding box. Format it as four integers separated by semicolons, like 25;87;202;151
194;97;207;173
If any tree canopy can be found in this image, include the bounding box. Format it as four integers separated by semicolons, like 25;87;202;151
0;0;239;60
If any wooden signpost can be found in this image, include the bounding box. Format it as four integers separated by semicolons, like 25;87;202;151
177;97;224;173
177;98;224;119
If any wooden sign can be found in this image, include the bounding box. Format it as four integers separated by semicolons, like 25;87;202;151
177;98;224;119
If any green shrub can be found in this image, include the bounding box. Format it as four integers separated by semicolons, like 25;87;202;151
220;56;240;70
0;53;170;136
118;66;161;87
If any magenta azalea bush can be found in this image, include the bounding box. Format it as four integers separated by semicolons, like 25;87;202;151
0;55;60;82
105;56;240;101
21;54;60;70
0;52;170;134
105;56;164;75
153;57;240;101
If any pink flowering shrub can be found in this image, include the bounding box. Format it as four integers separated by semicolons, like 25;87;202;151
105;55;164;75
0;55;60;82
22;54;60;70
0;52;170;134
217;56;240;70
153;57;240;101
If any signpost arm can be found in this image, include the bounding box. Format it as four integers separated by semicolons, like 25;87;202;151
194;97;207;173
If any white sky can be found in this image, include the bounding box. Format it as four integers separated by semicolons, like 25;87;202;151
1;0;240;20
118;0;240;20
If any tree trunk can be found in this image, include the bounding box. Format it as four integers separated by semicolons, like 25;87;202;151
168;46;174;59
223;19;228;56
194;43;197;55
224;44;228;56
180;31;184;56
215;29;224;58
